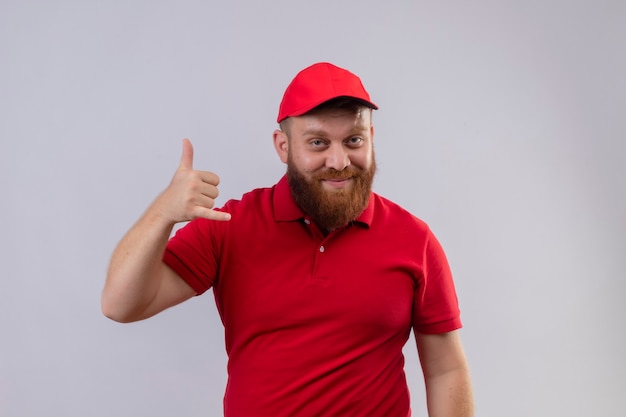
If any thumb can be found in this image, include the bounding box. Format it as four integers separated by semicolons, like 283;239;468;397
179;138;194;170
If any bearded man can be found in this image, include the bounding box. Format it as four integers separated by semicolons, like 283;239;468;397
102;62;474;417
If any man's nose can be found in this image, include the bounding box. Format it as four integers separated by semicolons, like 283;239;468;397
325;145;350;171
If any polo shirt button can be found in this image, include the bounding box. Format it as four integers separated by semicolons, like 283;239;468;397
319;246;325;253
304;219;310;225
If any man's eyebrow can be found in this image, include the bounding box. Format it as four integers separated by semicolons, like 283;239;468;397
301;128;329;137
301;126;368;137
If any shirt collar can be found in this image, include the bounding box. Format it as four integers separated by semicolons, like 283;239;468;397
273;175;374;228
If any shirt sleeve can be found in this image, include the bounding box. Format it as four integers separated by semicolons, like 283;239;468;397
163;218;220;295
412;229;462;334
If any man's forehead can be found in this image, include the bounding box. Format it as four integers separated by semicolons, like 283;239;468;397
299;108;371;127
296;113;370;135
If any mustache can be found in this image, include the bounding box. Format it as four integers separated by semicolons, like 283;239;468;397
314;167;361;181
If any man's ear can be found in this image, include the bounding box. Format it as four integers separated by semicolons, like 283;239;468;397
273;129;289;164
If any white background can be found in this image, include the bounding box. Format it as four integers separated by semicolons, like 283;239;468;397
1;1;624;416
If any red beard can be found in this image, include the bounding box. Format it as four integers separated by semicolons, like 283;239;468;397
287;153;376;233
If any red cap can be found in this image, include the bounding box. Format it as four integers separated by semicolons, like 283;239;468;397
277;62;378;123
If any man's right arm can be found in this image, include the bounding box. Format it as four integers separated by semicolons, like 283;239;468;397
101;139;231;323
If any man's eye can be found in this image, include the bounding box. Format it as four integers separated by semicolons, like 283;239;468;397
348;137;363;145
311;139;325;146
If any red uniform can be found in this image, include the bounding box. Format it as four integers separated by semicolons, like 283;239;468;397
163;175;462;416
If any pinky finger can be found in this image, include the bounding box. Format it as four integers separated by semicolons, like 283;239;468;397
196;208;231;222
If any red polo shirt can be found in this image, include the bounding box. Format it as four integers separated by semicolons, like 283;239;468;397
163;175;461;417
